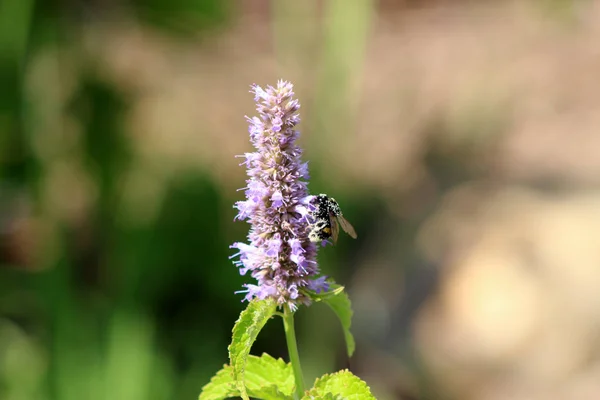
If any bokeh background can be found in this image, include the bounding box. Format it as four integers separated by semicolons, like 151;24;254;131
2;0;600;399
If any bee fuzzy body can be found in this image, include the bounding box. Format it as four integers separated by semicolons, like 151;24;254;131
308;194;357;244
307;219;332;243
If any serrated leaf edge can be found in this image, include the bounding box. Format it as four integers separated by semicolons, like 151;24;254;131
198;364;237;400
227;300;277;400
321;286;355;357
305;369;375;400
200;353;294;400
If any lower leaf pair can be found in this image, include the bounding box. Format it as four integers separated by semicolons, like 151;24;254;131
200;353;375;400
200;288;375;400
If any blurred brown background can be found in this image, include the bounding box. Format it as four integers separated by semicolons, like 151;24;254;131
2;0;600;399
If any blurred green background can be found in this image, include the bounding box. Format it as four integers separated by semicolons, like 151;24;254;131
3;0;600;399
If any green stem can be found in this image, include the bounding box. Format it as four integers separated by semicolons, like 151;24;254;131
283;305;305;399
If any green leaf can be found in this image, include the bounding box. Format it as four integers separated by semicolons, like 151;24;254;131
303;370;376;400
244;353;294;398
228;299;277;400
199;353;294;400
302;393;339;400
199;365;236;400
315;284;355;357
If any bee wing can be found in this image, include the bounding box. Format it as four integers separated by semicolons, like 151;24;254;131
330;214;340;244
337;215;357;239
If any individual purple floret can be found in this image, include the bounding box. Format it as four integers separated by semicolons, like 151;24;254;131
231;80;328;309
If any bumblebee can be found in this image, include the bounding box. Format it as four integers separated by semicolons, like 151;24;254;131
308;194;357;244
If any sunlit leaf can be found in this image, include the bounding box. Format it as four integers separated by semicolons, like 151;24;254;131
303;370;375;400
228;298;277;400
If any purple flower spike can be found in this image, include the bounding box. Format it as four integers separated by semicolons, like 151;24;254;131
231;80;326;308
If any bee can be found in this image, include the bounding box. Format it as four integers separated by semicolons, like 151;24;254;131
308;194;357;244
